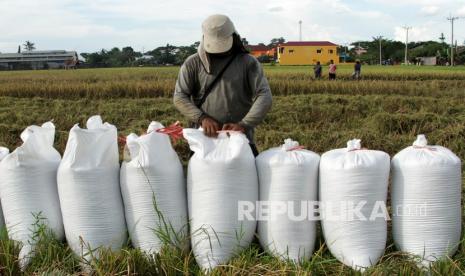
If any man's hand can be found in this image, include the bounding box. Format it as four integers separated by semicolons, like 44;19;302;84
222;123;245;133
201;116;220;137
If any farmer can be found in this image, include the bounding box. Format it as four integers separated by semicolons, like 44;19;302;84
173;14;272;156
328;60;337;80
352;60;361;80
314;61;322;79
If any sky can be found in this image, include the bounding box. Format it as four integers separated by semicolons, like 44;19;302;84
1;0;465;53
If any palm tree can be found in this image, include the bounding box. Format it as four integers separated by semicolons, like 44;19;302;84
23;41;36;51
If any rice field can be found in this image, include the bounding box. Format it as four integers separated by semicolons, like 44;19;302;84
0;64;464;275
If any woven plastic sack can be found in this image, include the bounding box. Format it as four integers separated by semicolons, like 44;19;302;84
57;115;127;259
0;147;10;231
392;135;461;265
319;139;390;270
120;122;188;254
256;139;319;262
184;129;258;270
0;122;64;269
0;147;9;231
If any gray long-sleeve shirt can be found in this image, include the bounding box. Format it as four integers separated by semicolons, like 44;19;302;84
173;50;272;143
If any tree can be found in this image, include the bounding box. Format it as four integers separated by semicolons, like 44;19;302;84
106;47;122;66
148;44;177;65
192;41;200;49
350;39;452;65
81;50;108;67
257;54;272;63
23;41;35;51
81;47;143;68
409;41;448;59
268;37;285;47
351;39;405;64
241;37;249;46
121;46;138;65
175;43;198;64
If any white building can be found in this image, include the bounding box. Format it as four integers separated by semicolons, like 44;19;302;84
417;56;437;66
0;50;79;70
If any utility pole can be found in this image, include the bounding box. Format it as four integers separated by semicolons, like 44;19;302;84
299;20;302;41
439;33;445;44
379;38;382;65
447;15;459;66
402;26;411;65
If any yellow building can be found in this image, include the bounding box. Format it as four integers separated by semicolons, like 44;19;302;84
277;41;339;65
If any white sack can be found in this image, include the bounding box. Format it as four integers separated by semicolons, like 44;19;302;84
184;129;258;270
256;139;319;262
0;122;64;269
57;115;127;258
319;139;390;270
0;147;10;230
392;135;461;265
120;122;188;254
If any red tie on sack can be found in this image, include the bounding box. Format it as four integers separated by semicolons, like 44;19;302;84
118;136;127;144
153;121;184;144
118;121;184;145
286;145;306;151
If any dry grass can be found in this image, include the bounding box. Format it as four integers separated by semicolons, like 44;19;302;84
0;64;464;275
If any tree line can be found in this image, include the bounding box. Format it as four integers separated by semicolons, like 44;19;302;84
345;37;464;65
78;38;289;67
80;42;200;68
73;36;464;67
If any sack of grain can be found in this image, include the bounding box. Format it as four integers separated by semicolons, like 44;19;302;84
0;122;64;270
392;134;461;266
184;129;258;270
256;139;319;262
57;115;126;259
120;122;188;254
319;139;390;270
0;147;10;231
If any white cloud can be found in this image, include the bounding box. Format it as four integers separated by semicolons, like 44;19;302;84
420;5;440;16
457;5;465;16
268;6;284;12
394;23;439;42
366;0;449;6
0;42;20;53
1;0;465;52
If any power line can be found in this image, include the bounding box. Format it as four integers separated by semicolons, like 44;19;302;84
402;26;411;65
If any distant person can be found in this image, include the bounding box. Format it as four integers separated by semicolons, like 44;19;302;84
352;60;361;80
173;14;272;156
314;61;322;79
328;60;337;80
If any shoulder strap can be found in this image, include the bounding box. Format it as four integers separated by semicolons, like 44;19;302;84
197;54;237;108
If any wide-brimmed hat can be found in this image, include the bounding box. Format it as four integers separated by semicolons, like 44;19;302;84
201;14;236;54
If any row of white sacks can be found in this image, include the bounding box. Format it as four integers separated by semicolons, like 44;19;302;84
0;115;461;270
